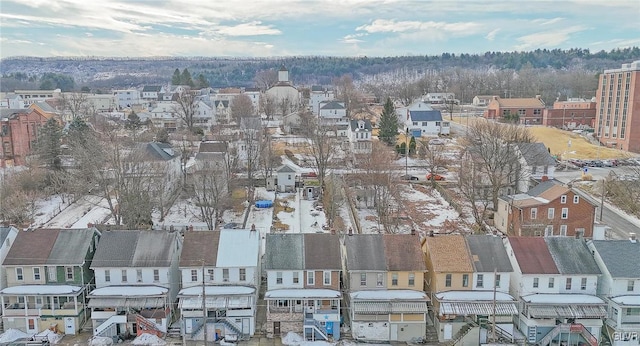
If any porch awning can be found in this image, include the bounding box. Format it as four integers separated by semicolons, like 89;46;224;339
179;296;252;310
527;305;607;319
439;302;518;316
88;297;165;309
352;301;428;314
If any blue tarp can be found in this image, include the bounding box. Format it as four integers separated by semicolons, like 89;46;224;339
255;200;273;208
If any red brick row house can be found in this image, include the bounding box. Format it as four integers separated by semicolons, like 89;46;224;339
1;105;57;167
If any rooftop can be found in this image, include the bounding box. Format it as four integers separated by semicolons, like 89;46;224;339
508;237;559;274
423;235;473;273
591;240;640;278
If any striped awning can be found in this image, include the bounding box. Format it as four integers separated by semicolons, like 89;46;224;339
439;302;518;316
353;301;428;314
528;305;607;319
179;296;252;310
88;297;165;309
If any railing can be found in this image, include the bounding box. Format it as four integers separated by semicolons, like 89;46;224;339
95;315;126;337
190;319;205;339
447;318;478;346
303;319;328;341
537;323;598;346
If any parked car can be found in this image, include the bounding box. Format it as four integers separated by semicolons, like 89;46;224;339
401;174;419;181
426;173;445;181
428;138;445;145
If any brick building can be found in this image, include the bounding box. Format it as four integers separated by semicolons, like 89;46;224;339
483;95;546;124
595;60;640;153
1;106;55;167
542;98;597;129
494;180;597;238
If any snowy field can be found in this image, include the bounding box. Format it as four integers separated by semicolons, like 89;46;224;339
43;195;111;229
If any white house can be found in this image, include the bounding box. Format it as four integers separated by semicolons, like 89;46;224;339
89;230;182;339
404;101;450;137
148;101;179;132
141;86;163;101
244;88;261;113
424;93;455;104
178;229;260;342
348;119;372;156
194;98;215;128
265;66;300;115
113;89;141;109
473;95;496;107
514;142;557;193
589;238;640;346
86;94;116;112
0;94;26;109
310;86;335;115
0;226;19;294
505;237;606;346
276;165;296;193
318;101;348;126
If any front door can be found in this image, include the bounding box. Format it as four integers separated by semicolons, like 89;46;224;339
27;318;37;333
273;322;281;336
443;324;453;340
64;317;76;335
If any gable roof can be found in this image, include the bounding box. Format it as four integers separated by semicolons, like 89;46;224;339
0;108;29;119
47;229;96;265
0;226;16;246
142;142;180;161
508;237;559;274
384;234;426;271
409;110;443;122
494;97;545;108
180;231;220;267
214;100;229;107
3;229;61;266
277;165;296;173
198;141;227;153
526;180;560;197
142;85;162;92
303;234;341;270
350;119;372;131
92;230;177;268
591;240;640;278
345;234;386;271
320;101;345;110
216;229;260;268
264;234;303;270
311;86;326;92
545;237;600;275
466;235;513;273
423;235;473;273
516;143;556;166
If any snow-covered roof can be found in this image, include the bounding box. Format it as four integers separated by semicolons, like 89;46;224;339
264;289;341;299
0;285;83;295
179;285;255;296
350;290;428;301
216;229;260;268
436;291;515;302
611;295;640;306
89;285;168;297
521;294;604;304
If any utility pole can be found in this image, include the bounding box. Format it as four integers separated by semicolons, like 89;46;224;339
405;128;409;177
202;261;207;345
599;179;605;222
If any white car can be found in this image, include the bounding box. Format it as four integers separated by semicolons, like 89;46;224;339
429;138;445;145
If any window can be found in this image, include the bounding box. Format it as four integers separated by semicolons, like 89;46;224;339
560;225;567;236
533;277;539;288
548;208;555;219
136;269;143;282
293;272;299;284
323;271;331;285
65;267;74;281
409;273;415;286
581;277;587;290
105;270;111;282
122;270;128;282
573;195;580;204
566;278;572;290
530;208;538;219
48;267;57;282
445;274;452;287
561;208;568;219
191;269;198;282
627;308;640;316
477;274;484;288
239;268;246;282
33;268;41;280
462;274;469;287
360;273;367;286
307;271;314;285
276;272;283;284
495;274;501;287
534;109;542;115
545;225;554;236
376;273;383;287
548;277;555;288
223;269;229;282
392;273;399;286
154;269;160;282
560;195;567;204
628;280;635;292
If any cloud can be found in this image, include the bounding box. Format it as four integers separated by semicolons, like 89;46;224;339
341;33;368;44
215;21;281;36
356;19;481;35
514;25;587;50
532;17;564;26
485;28;500;41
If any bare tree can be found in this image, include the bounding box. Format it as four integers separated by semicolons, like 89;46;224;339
230;94;255;123
418;140;451;187
322;174;346;230
300;111;339;187
240;117;262;202
278;95;294;117
59;92;91;120
174;90;198;133
333;74;362;118
457;155;491;230
254;69;278;91
192;164;230;230
0;166;46;226
607;167;640;217
260;94;277;120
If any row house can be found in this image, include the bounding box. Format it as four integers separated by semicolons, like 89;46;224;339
505;237;605;346
483;95;546;124
1;106;56;167
423;235;517;344
88;230;182;340
495;180;597;238
345;234;428;342
0;228;99;335
0;226;19;294
542;98;597;129
403;101;450;137
264;233;342;341
177;229;260;342
589;238;640;346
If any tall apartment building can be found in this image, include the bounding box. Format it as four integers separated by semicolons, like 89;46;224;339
595;60;640;153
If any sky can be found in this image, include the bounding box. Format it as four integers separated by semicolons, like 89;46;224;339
0;0;639;58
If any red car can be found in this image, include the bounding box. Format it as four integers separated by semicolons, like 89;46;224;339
426;173;445;181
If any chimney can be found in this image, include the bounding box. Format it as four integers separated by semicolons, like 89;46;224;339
536;95;541;100
575;230;584;239
492;96;498;100
251;223;256;232
429;230;434;237
411;229;416;236
631;233;637;243
348;227;353;236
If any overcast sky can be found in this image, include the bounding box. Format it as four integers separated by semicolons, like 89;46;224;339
1;0;639;58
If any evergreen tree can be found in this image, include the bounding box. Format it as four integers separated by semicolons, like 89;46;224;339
378;97;399;146
125;111;141;130
196;74;209;88
36;118;62;169
409;136;416;155
155;128;169;143
171;68;181;85
180;68;194;87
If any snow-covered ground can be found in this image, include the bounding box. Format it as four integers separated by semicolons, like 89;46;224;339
44;195;111;229
32;195;69;227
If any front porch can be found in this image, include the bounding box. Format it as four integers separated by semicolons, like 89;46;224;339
605;295;640;346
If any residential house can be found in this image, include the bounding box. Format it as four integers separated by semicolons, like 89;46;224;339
483;96;546;124
0;228;99;335
348;119;372;157
213;100;231;123
86;94;116;113
113;89;141;109
0;226;19;292
588;238;640;345
318;101;348;127
542;98;597;129
505;237;605;346
346;234;428;342
513;142;557;192
88;230;182;339
177;229;260;342
244;88;261;112
424;93;455;104
404;101;450;137
266;66;300;115
0;93;26;109
194;97;215;129
148;101;179;132
1;106;56;167
310;86;335;115
495;180;597;238
423;235;518;343
276;165;296;193
141;86;163;101
472;95;497;107
264;233;342;341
